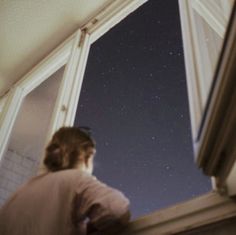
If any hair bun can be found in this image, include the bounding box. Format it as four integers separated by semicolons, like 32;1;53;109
44;144;63;171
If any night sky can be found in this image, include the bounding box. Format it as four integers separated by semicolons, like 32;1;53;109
74;0;211;219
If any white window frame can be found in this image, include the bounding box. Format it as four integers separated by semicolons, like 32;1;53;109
0;31;76;159
178;0;233;144
197;6;236;195
0;0;148;165
179;0;236;194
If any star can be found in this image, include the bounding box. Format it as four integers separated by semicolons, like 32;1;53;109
149;46;154;51
165;165;170;170
154;95;160;100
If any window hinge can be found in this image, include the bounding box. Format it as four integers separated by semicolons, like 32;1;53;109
61;105;68;112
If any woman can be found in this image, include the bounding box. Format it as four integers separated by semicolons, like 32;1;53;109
0;127;130;235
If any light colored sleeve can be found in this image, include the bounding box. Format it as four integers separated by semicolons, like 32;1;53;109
76;174;130;232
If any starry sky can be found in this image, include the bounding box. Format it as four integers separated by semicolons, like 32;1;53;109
74;0;211;219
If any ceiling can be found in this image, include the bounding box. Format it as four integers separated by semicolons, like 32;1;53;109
0;0;113;96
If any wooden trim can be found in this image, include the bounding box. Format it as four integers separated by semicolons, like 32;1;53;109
120;192;236;235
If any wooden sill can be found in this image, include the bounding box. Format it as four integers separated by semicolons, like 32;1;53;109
119;192;236;235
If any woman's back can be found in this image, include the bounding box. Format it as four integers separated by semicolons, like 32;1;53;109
0;169;129;235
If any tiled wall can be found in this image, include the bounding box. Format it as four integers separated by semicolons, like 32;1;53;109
0;149;38;206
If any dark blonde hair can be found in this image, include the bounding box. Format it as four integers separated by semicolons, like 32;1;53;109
44;127;96;172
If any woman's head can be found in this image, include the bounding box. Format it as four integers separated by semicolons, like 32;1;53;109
44;127;96;174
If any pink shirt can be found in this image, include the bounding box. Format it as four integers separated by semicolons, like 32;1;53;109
0;169;130;235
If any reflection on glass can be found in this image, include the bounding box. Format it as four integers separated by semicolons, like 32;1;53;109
0;66;65;206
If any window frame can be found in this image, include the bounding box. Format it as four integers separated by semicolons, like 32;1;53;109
179;0;236;195
0;31;79;160
0;0;148;168
196;4;236;195
178;0;233;142
120;192;236;235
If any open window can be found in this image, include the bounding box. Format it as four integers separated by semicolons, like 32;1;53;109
0;30;91;203
0;67;64;203
179;0;236;194
0;0;148;206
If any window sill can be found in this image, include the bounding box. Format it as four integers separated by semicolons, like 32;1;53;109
120;192;236;235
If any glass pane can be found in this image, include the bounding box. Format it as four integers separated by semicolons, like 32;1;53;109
0;66;65;206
